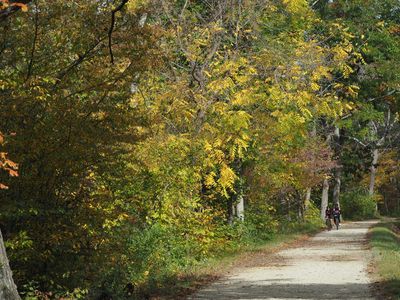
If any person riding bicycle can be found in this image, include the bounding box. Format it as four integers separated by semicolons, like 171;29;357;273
325;206;332;219
325;205;332;230
332;204;341;227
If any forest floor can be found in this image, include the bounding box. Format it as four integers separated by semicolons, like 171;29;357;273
188;220;379;300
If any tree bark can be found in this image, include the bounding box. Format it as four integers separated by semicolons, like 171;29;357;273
321;177;329;220
227;198;234;225
235;194;244;221
305;187;311;211
369;148;379;196
333;168;341;207
332;126;341;208
0;229;21;300
304;122;316;213
287;197;291;221
232;161;245;222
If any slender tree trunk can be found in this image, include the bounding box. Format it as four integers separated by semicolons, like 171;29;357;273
233;161;245;221
333;168;341;207
321;177;329;220
227;198;234;225
304;122;317;214
332;126;341;208
369;148;379;212
236;194;244;221
287;197;291;221
369;148;379;196
297;201;303;221
0;229;21;300
305;188;311;210
320;127;331;220
383;192;389;215
296;190;304;221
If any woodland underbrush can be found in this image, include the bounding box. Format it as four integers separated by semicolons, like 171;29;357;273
18;209;322;300
341;188;378;220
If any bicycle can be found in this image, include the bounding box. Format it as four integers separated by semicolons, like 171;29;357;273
333;215;340;230
325;217;332;231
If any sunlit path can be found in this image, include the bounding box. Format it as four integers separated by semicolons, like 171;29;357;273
190;221;378;300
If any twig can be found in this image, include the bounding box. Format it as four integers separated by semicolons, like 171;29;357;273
108;0;129;64
26;0;38;81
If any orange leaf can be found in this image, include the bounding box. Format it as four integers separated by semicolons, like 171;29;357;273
0;183;9;190
9;169;18;177
11;2;28;12
5;159;18;169
1;1;10;8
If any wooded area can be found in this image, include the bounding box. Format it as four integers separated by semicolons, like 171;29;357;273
1;0;400;299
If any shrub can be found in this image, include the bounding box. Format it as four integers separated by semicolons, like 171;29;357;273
341;188;377;220
244;204;279;241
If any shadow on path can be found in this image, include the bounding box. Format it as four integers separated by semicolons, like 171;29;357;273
194;282;374;299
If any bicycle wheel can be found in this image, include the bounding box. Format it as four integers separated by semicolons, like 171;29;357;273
326;218;332;230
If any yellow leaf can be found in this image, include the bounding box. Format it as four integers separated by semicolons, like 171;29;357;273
204;141;213;152
311;82;320;91
345;103;353;110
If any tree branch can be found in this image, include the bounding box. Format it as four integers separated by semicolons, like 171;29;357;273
108;0;129;64
25;0;38;81
344;136;369;148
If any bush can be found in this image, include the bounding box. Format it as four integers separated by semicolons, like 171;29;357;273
93;222;211;298
244;204;279;241
341;188;377;220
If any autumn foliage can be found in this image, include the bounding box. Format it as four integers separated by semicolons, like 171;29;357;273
0;133;18;189
0;0;399;298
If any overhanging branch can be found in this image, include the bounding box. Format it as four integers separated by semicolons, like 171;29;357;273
108;0;129;64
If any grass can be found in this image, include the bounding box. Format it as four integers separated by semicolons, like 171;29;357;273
370;219;400;299
144;223;322;299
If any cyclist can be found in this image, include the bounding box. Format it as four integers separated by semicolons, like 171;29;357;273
332;204;341;230
325;205;332;230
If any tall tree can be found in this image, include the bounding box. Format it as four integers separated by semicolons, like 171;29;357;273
0;132;20;299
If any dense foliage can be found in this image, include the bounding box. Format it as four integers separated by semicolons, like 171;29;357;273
0;0;399;298
341;188;377;220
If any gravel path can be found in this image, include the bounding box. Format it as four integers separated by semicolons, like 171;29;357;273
189;220;378;300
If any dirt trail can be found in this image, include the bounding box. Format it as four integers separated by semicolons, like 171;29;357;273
189;220;378;300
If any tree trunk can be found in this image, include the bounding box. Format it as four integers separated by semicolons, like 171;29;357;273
227;198;234;225
297;201;303;221
369;148;379;212
305;187;311;211
332;126;341;208
321;177;329;220
369;148;379;196
297;190;304;221
383;192;389;215
304;122;316;214
235;194;244;221
0;229;21;300
333;168;341;207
